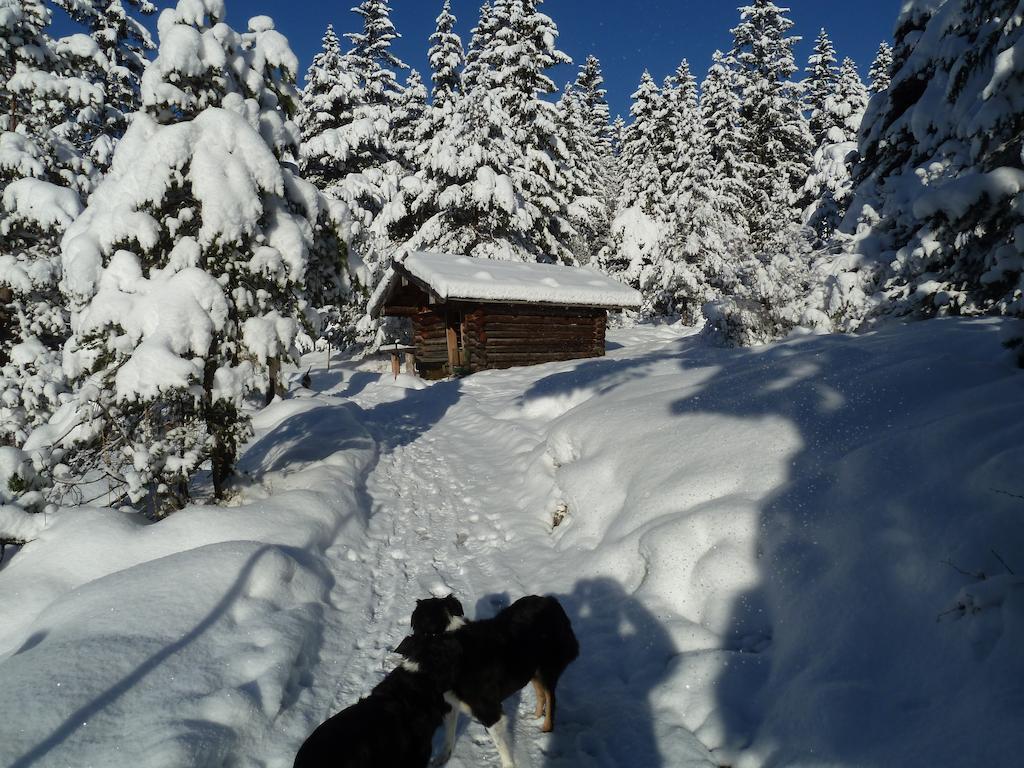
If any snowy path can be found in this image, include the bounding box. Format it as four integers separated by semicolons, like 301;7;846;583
256;334;719;768
312;381;566;768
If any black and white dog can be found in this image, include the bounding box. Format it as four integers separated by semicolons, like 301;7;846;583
293;638;459;768
398;594;580;768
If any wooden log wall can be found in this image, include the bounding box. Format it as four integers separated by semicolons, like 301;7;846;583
412;308;449;368
470;303;607;371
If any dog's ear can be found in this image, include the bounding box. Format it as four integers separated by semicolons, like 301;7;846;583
444;594;465;617
394;635;419;658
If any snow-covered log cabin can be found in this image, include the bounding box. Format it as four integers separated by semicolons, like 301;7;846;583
369;252;642;378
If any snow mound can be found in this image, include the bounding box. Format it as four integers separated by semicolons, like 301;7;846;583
0;398;375;767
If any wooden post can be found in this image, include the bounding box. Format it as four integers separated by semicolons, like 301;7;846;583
390;350;401;378
446;314;459;374
405;351;416;375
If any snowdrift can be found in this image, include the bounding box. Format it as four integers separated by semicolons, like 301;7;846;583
0;397;375;767
500;318;1024;767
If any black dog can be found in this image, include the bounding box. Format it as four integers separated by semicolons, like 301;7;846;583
293;638;459;768
401;594;579;767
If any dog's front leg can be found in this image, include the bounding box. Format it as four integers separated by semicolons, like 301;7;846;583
486;714;516;768
432;702;459;766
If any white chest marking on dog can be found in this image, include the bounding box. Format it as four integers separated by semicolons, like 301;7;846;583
446;616;467;631
400;659;420;673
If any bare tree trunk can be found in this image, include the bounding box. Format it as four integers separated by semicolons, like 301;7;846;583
203;338;236;501
0;286;13;366
264;356;281;406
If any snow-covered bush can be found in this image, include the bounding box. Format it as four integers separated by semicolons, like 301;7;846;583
705;225;829;345
42;0;351;512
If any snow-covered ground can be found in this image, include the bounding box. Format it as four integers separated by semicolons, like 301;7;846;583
2;318;1023;767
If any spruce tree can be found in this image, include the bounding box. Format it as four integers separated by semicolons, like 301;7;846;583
314;0;408;297
390;68;428;172
428;0;463;110
608;71;670;311
618;71;665;216
868;40;893;94
1;0;98;445
485;0;574;263
660;60;701;226
834;0;1024;329
573;55;616;240
51;0;156;169
299;25;359;190
729;0;814;254
805;28;840;146
804;57;868;242
663;119;742;324
56;1;350;510
700;50;750;245
462;2;496;93
557;83;607;263
393;78;535;260
346;0;407;103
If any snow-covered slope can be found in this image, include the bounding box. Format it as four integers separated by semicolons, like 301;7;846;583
1;319;1022;767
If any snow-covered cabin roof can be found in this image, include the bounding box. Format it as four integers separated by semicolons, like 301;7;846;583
369;252;642;317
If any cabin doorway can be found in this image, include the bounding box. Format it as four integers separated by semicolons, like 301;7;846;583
445;309;466;374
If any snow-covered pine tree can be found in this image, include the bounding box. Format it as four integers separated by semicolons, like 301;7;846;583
607;70;669;312
830;0;1024;329
298;26;357;189
462;2;496;93
662;109;743;325
50;0;156;170
660;60;701;230
707;1;822;345
428;0;463;111
617;71;665;217
804;57;868;242
575;55;612;151
700;50;750;246
390;69;428;173
868;40;893;94
346;0;407;103
556;83;608;263
0;134;83;447
53;0;351;511
297;24;364;349
388;76;535;261
556;57;616;264
729;0;814;254
574;55;617;226
1;0;100;446
484;0;575;263
299;1;409;321
610;115;625;158
805;28;840;146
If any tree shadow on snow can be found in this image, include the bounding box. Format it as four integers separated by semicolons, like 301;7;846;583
361;378;464;454
516;342;693;408
240;401;376;478
660;321;1023;766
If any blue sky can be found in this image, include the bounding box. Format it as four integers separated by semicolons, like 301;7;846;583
54;1;901;118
